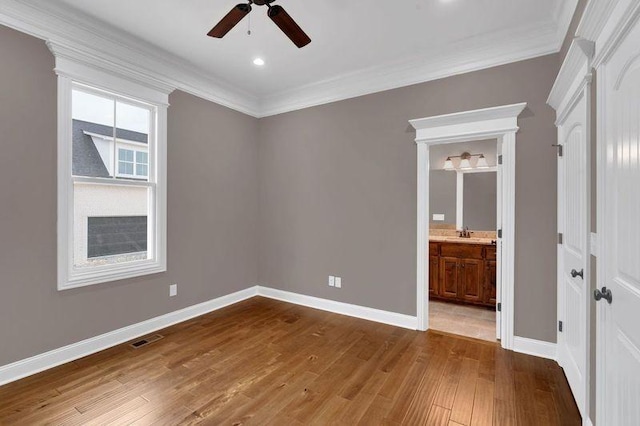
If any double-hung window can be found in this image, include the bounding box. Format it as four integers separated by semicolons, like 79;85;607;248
56;61;168;290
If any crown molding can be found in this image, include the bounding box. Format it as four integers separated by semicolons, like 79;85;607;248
258;22;557;117
547;38;594;120
0;0;261;116
1;0;573;118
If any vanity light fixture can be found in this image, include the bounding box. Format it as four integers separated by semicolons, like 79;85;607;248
459;152;472;170
443;157;454;170
443;152;489;171
476;154;489;168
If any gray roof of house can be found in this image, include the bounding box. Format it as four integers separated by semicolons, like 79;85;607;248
72;119;148;178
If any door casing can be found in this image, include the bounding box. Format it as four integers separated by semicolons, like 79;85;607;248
410;103;526;351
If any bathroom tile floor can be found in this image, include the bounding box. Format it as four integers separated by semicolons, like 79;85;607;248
429;299;497;342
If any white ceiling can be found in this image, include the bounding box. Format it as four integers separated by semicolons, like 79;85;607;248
11;0;577;116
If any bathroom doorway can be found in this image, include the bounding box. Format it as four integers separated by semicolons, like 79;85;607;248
410;103;525;350
428;140;498;343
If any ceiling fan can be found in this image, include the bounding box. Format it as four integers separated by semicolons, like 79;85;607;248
207;0;311;48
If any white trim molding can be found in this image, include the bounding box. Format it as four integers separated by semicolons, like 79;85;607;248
0;0;577;118
260;23;558;117
0;284;567;387
256;286;418;330
0;0;260;116
0;287;258;386
410;103;526;350
512;336;557;361
547;38;595;123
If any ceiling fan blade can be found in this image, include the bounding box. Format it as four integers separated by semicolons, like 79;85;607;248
207;4;252;38
267;5;311;48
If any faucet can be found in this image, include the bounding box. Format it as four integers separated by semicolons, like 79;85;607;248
458;226;472;238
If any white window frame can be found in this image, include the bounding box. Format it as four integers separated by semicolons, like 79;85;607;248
117;146;149;179
56;57;168;290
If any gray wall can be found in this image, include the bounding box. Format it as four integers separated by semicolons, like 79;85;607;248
429;170;456;225
0;26;259;366
258;54;560;342
463;172;497;231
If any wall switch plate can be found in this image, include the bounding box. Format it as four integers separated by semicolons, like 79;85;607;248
335;277;342;288
169;284;178;297
432;214;445;221
328;276;335;287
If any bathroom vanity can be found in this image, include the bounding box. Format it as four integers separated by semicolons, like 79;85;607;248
429;239;497;308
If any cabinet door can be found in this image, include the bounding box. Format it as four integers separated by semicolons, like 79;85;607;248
429;256;439;296
484;260;497;305
439;257;459;299
460;259;484;304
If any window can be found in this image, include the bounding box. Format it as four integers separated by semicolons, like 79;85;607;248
117;148;148;178
57;68;167;290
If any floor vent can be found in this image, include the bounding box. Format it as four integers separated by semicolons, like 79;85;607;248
129;334;164;349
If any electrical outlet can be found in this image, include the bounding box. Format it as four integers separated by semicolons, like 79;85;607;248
169;284;178;297
328;276;335;287
433;214;445;221
335;276;342;288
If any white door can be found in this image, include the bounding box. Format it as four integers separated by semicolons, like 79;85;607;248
557;92;589;419
598;16;640;426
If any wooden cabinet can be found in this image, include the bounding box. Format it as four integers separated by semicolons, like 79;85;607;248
429;256;439;296
439;257;460;299
484;260;497;305
429;241;496;308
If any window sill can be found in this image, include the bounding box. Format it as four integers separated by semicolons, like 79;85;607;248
58;261;166;291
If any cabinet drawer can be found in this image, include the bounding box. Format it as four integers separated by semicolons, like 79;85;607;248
440;243;484;259
485;246;497;260
429;242;440;256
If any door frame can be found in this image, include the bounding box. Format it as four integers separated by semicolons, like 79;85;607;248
548;37;594;423
410;102;526;351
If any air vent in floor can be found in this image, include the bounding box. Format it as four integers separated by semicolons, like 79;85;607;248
129;334;164;349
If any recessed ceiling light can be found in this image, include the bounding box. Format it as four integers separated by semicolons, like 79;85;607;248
253;58;265;66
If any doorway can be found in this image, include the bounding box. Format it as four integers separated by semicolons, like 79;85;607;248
410;103;526;351
428;140;499;343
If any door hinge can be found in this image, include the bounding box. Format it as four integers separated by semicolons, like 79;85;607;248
498;229;503;238
497;302;502;312
498;155;503;165
558;233;563;244
552;144;563;157
559;321;563;332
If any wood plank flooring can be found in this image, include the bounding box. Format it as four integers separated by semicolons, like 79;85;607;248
0;297;581;425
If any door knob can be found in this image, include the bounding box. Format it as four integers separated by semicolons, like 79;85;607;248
571;269;584;279
593;287;613;304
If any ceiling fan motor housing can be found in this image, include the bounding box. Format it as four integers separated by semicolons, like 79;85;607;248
252;0;276;6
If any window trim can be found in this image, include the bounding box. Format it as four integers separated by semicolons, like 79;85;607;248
56;62;168;291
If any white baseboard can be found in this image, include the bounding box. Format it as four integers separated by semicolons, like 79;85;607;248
0;286;258;386
512;336;557;360
256;286;418;330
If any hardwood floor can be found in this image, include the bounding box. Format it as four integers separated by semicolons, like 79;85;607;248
0;297;581;425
